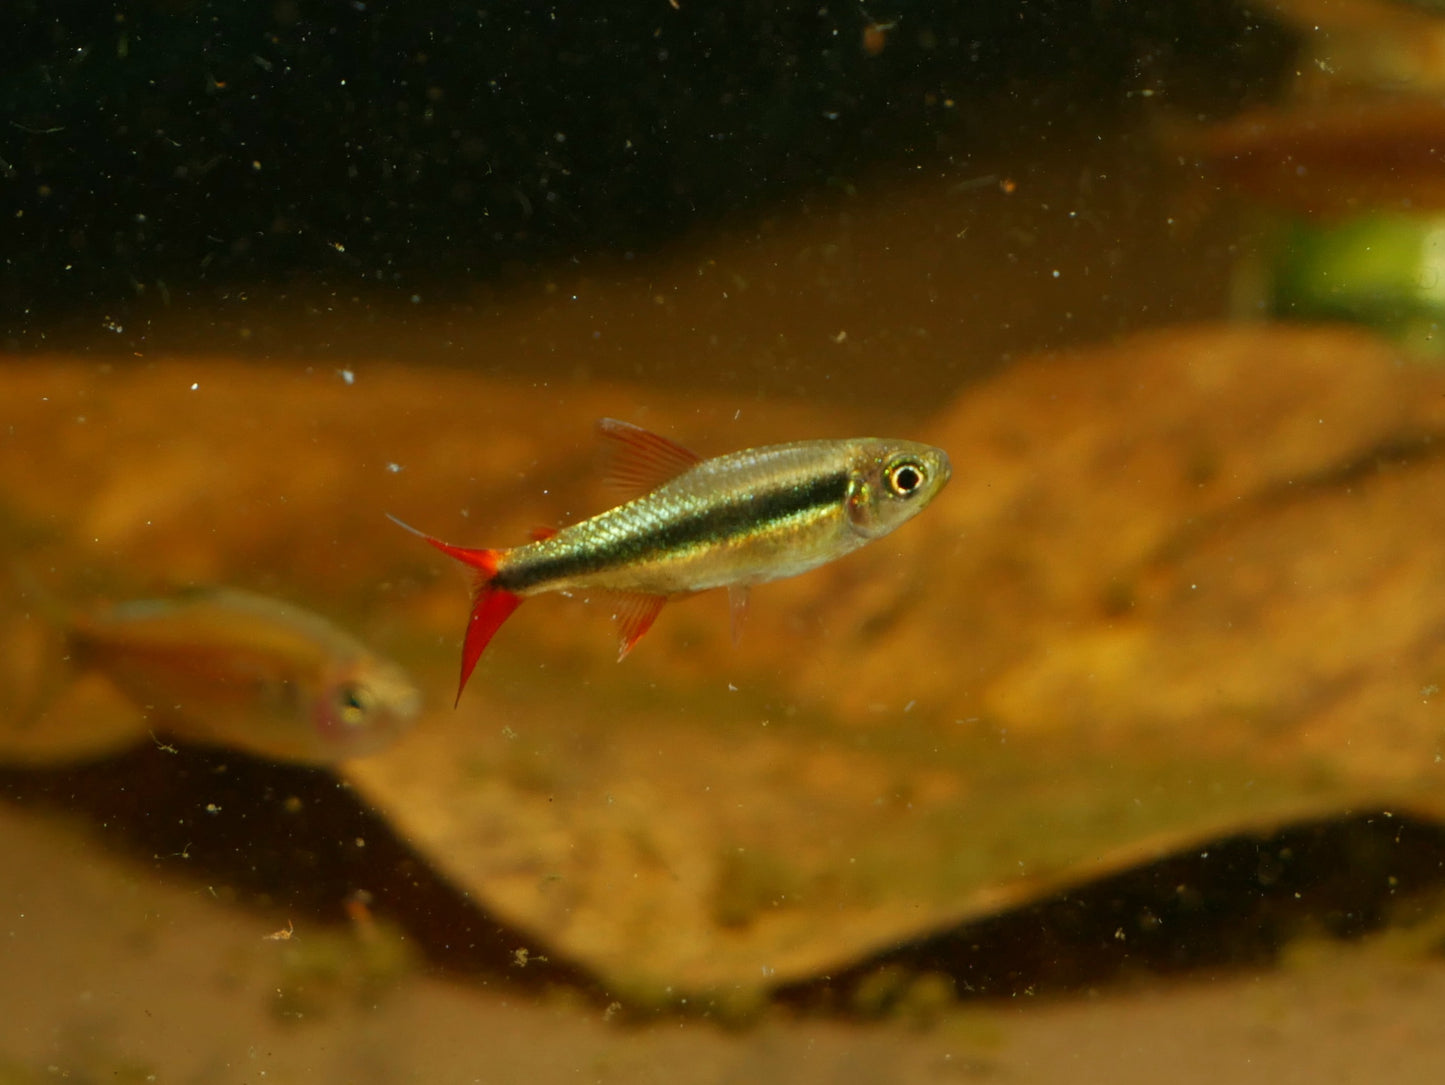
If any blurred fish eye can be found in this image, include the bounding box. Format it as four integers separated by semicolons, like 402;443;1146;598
886;459;926;497
334;681;375;728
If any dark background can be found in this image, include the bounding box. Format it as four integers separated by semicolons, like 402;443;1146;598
0;1;1292;340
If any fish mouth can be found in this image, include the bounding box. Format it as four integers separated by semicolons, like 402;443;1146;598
934;449;953;487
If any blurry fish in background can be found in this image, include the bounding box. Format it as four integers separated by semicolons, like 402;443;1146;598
392;419;951;704
11;587;422;765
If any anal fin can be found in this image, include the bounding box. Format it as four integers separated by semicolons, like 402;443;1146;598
603;592;668;660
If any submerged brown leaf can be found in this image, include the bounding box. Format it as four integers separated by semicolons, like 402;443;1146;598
4;325;1445;1001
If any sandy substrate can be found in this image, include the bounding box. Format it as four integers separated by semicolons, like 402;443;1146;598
3;800;1444;1084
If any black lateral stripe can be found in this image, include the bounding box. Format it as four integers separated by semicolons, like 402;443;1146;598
503;468;850;590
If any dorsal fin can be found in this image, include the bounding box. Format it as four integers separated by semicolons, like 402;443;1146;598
596;418;702;498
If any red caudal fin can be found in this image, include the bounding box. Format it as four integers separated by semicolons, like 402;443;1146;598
457;578;522;704
387;514;523;704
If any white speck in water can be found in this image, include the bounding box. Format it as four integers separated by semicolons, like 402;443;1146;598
338;368;355;385
385;462;403;473
190;382;199;391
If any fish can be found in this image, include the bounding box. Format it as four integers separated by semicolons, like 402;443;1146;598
392;419;951;703
62;588;422;763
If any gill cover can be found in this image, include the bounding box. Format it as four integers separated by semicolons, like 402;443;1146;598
845;472;885;537
845;449;945;539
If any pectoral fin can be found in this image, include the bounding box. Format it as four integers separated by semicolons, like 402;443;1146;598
727;585;749;646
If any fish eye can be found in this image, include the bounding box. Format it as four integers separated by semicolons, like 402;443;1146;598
886;459;926;497
334;681;375;728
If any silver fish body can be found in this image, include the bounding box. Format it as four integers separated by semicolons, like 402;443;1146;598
498;437;950;596
394;420;950;701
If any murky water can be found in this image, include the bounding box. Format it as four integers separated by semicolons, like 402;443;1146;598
6;3;1445;1083
19;123;1246;413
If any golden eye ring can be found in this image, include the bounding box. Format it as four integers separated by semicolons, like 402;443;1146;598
886;460;926;497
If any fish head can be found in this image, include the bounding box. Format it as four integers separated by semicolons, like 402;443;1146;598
844;440;952;540
310;654;423;760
